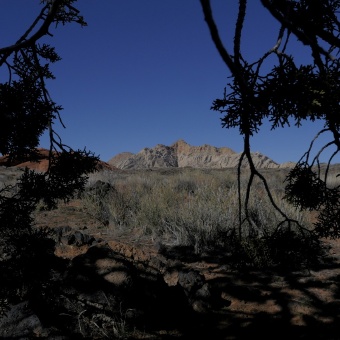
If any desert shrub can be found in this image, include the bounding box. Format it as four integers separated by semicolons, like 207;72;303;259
82;179;140;227
81;180;114;226
174;177;198;194
84;168;317;268
223;224;321;270
268;227;321;269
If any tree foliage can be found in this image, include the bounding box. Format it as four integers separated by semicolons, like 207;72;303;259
200;0;340;239
0;0;98;314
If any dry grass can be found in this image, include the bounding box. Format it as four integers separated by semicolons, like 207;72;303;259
81;167;315;268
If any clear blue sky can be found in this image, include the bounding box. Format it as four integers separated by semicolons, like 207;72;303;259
1;1;337;164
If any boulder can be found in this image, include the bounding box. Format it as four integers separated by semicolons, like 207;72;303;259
0;301;46;338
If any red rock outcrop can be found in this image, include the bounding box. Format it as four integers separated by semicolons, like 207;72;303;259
0;148;116;172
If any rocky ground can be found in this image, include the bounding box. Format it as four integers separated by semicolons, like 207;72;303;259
0;199;336;339
0;165;340;339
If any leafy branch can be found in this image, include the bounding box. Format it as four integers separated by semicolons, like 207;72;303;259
200;0;340;239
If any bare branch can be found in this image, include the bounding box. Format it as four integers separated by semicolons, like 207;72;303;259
200;0;248;94
234;0;247;66
0;0;62;55
261;0;336;64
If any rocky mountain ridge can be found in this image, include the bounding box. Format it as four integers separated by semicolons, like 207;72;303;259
108;139;295;169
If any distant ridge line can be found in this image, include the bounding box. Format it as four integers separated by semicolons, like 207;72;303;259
108;139;296;170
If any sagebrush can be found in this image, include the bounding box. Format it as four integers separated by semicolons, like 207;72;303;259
82;167;318;268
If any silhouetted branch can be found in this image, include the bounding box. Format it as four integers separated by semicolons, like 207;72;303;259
0;1;59;57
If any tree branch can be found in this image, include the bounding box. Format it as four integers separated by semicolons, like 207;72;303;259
234;0;247;67
261;0;335;63
0;0;62;55
200;0;248;94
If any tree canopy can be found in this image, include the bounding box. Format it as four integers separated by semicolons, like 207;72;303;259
0;0;98;314
1;0;340;317
200;0;340;239
0;0;98;205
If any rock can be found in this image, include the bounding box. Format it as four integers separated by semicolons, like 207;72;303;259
0;301;45;338
178;270;205;295
164;269;180;286
54;227;96;247
0;148;116;172
108;139;291;169
110;144;178;169
36;244;199;337
1;241;220;338
53;226;72;243
69;230;96;246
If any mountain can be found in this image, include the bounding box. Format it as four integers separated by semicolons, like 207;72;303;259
108;139;294;169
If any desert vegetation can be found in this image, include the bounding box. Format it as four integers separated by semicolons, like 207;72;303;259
1;1;340;338
82;167;320;269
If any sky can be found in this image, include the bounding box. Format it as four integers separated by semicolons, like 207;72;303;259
1;1;338;164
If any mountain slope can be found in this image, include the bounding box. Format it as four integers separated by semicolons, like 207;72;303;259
108;139;292;169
